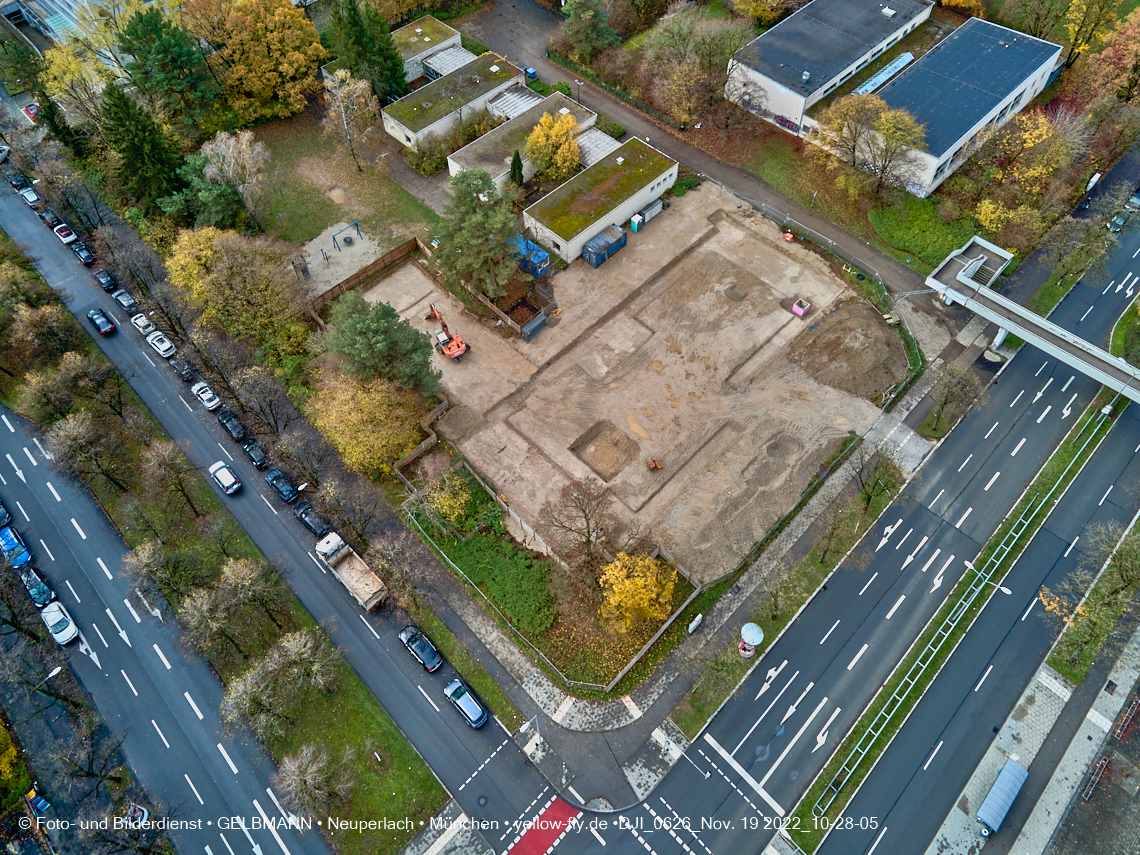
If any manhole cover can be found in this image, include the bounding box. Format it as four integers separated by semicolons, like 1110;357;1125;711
478;795;488;807
724;284;747;302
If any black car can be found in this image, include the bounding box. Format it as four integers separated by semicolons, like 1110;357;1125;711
398;624;443;672
73;243;95;266
6;172;29;191
217;410;248;441
241;438;268;469
264;469;299;503
93;268;118;291
293;501;331;537
111;289;138;313
38;208;61;229
86;308;115;336
167;358;196;382
444;679;488;728
0;499;10;528
19;567;54;608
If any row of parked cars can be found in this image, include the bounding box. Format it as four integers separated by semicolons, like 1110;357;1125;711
0;499;79;645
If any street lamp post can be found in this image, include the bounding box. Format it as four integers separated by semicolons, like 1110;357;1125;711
30;666;62;693
964;560;1012;595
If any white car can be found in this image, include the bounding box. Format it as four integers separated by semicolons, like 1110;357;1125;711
146;330;176;358
130;313;156;335
19;187;39;206
40;601;79;644
191;380;222;411
0;145;9;164
208;461;241;494
53;223;78;244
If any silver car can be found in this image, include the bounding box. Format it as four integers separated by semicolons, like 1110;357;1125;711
191;381;222;411
146;331;176;358
40;601;79;644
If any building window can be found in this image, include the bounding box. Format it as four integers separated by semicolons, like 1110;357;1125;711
552;241;561;251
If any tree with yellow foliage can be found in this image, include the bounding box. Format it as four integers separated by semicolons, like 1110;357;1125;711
525;112;581;183
659;58;704;124
1064;0;1120;67
600;552;676;631
40;43;108;129
306;373;424;478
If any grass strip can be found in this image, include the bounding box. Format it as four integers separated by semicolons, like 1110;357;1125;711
1026;268;1076;317
787;395;1116;854
1110;295;1140;357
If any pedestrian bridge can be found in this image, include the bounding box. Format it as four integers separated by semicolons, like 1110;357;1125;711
926;236;1140;404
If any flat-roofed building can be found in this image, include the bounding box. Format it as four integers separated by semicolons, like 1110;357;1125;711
390;16;465;82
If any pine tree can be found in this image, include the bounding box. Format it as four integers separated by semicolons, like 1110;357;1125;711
435;169;518;298
101;85;185;208
120;8;221;134
510;149;524;186
328;0;408;102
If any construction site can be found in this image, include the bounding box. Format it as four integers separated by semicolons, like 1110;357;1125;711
364;182;909;584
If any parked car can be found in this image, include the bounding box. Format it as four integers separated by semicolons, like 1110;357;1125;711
86;308;115;336
130;313;155;335
1109;211;1132;233
0;145;9;164
168;358;196;382
23;103;39;123
38;209;61;229
191;381;222;411
6;172;30;191
241;438;268;469
111;289;138;313
264;469;299;503
93;268;118;291
0;526;31;568
0;500;9;528
217;410;248;441
40;601;79;645
443;679;488;728
19;566;54;608
293;501;331;537
72;243;95;266
398;624;443;672
53;223;78;245
208;461;241;495
19;187;39;207
146;331;176;358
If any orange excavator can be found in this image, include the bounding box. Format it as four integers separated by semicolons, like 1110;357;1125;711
427;303;469;361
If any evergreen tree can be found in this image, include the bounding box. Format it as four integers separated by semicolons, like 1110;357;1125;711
101;85;185;208
510;149;524;186
435;169;518;298
327;0;407;102
328;291;439;396
120;8;221;134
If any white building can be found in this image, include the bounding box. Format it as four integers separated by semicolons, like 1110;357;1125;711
524;137;677;263
390;16;467;83
725;0;933;135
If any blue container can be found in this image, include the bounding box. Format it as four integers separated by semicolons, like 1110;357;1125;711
507;234;551;277
600;225;627;258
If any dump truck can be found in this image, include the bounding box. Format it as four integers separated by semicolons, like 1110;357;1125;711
315;532;387;610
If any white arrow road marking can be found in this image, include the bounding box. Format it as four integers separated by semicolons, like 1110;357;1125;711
185;775;204;805
121;670;138;696
1037;405;1052;424
754;660;787;701
1;415;11;432
185;692;204;720
1120;273;1133;292
39;540;54;561
1010;390;1024;408
985;472;1000;491
235;818;263;855
97;557;112;580
1034;378;1053;402
218;743;239;774
46;481;60;501
923;741;943;771
885;595;905;620
737;670;799;754
6;453;24;482
105;608;130;646
819;621;839;645
253;799;293;855
23;447;36;466
266;789;297;825
33;438;51;460
902;535;928;569
1130;281;1135;298
813;706;842;753
894;528;912;550
781;681;816;725
138;592;161;620
77;632;101;670
123;599;141;623
71;518;86;539
847;645;869;670
151;720;169;748
703;733;785;816
761;696;830;786
418;685;440;712
153;644;171;670
1062;393;1078;418
859;572;878;595
931;555;956;593
877;519;903;551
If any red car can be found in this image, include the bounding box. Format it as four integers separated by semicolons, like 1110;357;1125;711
23;103;38;122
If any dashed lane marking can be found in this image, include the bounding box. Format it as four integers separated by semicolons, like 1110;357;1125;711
457;736;509;792
151;720;169;748
185;775;204;805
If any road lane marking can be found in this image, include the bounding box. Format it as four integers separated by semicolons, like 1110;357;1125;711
1035;361;1047;377
105;609;130;646
1010;390;1024;408
813;706;842;753
153;644;171;669
151;720;170;747
760;696;829;785
46;482;60;501
702;733;784;816
71;518;86;539
39;540;54;561
185;774;204;805
0;416;10;432
97;557;112;579
358;614;380;639
5;453;23;482
847;644;869;670
958;454;972;472
1081;306;1094;321
1037;405;1052;423
930;488;944;509
22;447;36;466
219;834;237;855
260;495;278;515
920;549;942;574
736;670;799;755
1065;536;1080;558
754;660;789;701
591;827;606;846
218;743;239;774
1104;283;1112;294
179;396;193;412
1134;245;1140;258
985;472;1000;491
859;572;878;595
568;784;584;803
121;670;138;696
92;623;108;647
781;682;815;725
217;442;234;461
253;799;293;855
1101;485;1113;506
15;501;28;521
418;685;440;712
885;595;906;620
820;620;839;645
923;741;943;771
1012;438;1026;456
309;552;327;574
894;528;911;550
902;535;928;569
65;580;80;602
866;826;888;855
33;438;51;460
142;352;155;368
185;692;204;720
1022;599;1037;621
1062;375;1075;391
985;421;999;439
124;599;141;623
974;665;994;692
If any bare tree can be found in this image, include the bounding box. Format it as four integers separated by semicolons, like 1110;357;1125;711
181;588;247;659
0;571;46;642
233;366;300;439
928;363;986;433
221;661;293;739
537;477;640;569
143;440;205;517
47;410;132;492
188;329;251;403
275;425;336;490
120;495;166;544
849;443;898;513
321;70;380;171
200;129;270;228
267;629;341;694
365;528;422;605
200;513;246;560
316;476;385;551
57;721;128;806
219;558;285;630
272;743;355;816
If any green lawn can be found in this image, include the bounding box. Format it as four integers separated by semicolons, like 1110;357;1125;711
868;195;979;269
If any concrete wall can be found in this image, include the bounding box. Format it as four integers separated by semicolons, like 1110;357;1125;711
523;163;679;263
382;71;525;150
402;33;463;81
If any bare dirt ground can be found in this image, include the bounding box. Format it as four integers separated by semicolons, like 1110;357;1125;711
299;221;386;300
364;182;908;583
